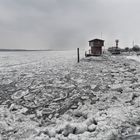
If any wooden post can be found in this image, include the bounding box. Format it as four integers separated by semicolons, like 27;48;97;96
77;48;80;63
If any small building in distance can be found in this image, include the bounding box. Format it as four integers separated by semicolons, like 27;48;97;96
107;39;121;55
86;38;104;56
108;47;121;55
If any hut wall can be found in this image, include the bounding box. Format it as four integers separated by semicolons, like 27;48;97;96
91;47;102;56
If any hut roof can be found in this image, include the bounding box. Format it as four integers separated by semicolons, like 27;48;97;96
89;38;104;42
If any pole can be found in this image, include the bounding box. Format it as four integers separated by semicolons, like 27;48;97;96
101;32;102;39
133;41;134;47
77;48;80;63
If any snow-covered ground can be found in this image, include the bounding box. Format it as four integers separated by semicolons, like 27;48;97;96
1;52;140;140
126;55;140;62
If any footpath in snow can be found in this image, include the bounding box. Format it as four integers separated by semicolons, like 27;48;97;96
1;54;140;140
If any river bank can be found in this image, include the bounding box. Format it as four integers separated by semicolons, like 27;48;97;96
1;54;140;139
127;55;140;63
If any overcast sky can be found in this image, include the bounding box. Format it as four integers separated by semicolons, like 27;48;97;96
0;0;140;50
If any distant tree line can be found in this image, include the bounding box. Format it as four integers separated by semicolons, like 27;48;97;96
132;45;140;52
123;45;140;52
108;45;140;52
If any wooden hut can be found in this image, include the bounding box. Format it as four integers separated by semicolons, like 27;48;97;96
88;38;104;56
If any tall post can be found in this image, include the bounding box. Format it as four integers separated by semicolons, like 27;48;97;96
133;41;134;48
101;32;102;39
115;39;119;48
77;48;80;63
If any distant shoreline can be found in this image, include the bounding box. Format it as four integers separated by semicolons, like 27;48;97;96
0;49;78;52
0;49;52;52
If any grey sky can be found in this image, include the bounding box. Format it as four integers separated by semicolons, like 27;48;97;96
0;0;140;50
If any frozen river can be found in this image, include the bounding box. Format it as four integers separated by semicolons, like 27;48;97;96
1;51;140;139
0;50;84;69
0;50;85;85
